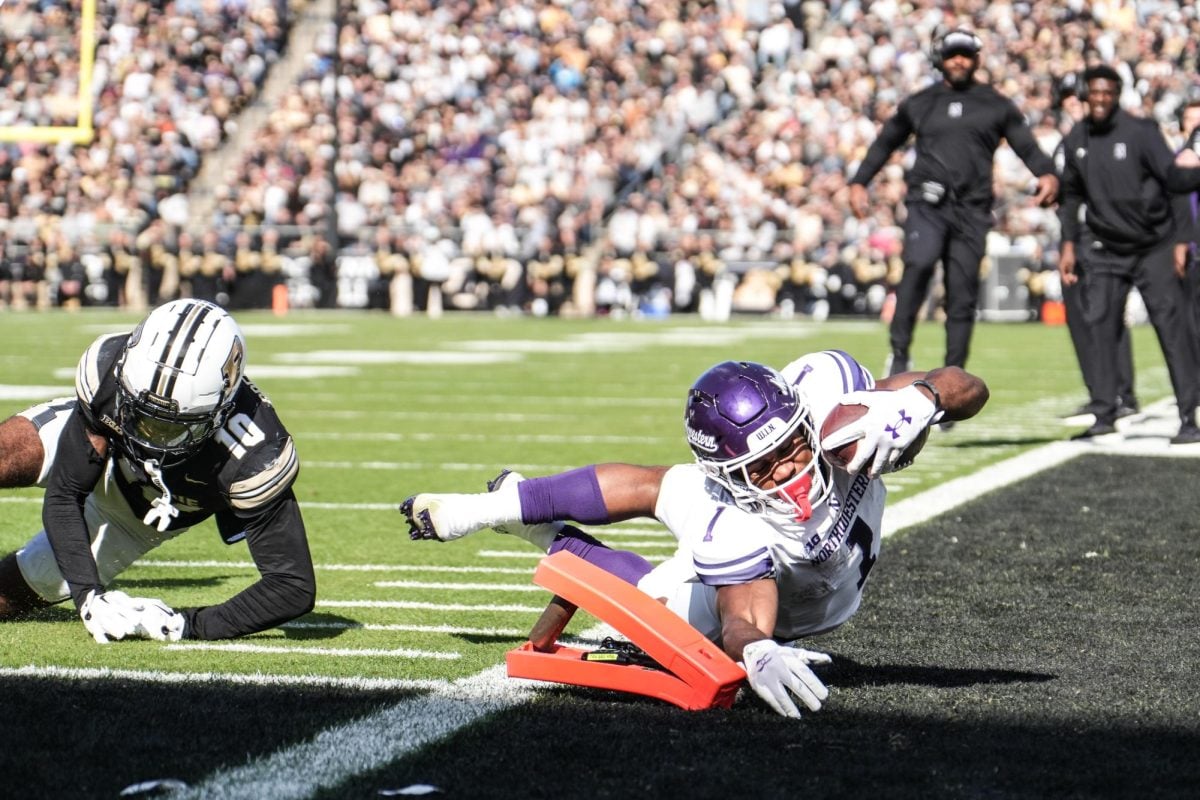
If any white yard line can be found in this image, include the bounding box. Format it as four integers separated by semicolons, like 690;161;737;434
316;599;546;613
0;665;446;692
371;580;548;592
281;621;525;636
138;560;537;575
165;643;461;660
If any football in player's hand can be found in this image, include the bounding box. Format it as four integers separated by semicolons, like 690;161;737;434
819;402;930;472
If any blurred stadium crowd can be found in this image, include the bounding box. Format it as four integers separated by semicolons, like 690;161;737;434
1;0;1198;319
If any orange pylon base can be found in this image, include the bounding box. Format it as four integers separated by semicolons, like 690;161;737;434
505;551;745;711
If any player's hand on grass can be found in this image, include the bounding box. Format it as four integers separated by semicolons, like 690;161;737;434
741;639;831;718
80;589;142;644
128;596;186;641
81;590;185;643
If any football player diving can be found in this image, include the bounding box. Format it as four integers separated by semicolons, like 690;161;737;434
401;352;988;718
0;299;315;642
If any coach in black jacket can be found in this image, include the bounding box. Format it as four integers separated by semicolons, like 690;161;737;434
849;29;1058;377
1058;65;1200;444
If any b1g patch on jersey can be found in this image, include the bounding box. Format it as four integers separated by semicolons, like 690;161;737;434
948;101;963;118
1113;142;1127;160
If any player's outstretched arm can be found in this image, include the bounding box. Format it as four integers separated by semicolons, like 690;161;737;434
877;366;989;423
822;367;989;477
718;579;830;718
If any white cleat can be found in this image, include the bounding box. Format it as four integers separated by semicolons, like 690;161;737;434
487;469;563;551
400;492;493;542
400;469;562;548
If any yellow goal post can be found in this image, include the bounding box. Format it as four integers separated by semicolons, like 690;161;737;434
0;0;97;144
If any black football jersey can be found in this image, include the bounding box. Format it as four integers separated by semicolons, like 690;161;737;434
74;332;299;531
42;332;314;639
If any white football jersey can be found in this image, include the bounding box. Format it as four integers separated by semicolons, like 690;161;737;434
650;350;886;641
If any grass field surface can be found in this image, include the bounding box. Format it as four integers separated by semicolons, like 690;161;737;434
0;310;1195;798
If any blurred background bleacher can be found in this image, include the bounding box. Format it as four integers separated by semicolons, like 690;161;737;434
1;0;1197;322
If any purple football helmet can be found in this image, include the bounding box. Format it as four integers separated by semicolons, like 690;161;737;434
684;361;831;523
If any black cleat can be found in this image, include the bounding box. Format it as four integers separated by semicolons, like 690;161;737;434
1169;424;1200;445
1071;422;1118;441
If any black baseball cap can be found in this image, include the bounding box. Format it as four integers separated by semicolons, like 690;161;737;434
940;30;982;59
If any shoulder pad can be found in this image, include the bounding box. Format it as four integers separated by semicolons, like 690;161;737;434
75;333;128;407
229;436;299;511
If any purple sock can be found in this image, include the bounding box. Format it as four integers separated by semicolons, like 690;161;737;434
518;465;611;524
549;526;653;586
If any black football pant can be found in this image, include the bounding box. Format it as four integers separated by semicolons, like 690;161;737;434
1063;253;1136;410
890;201;990;369
1083;239;1199;427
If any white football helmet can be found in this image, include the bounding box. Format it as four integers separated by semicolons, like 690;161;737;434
116;299;246;462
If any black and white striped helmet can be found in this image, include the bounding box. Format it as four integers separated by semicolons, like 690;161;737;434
116;299;245;462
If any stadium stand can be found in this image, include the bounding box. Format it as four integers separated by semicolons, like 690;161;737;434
2;0;1199;317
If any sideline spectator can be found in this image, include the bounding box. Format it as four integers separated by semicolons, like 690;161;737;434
848;29;1058;375
1057;65;1200;444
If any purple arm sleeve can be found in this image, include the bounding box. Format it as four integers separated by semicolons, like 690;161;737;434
517;465;611;525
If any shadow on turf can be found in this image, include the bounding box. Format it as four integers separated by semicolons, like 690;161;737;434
525;656;1054;711
329;694;1200;800
0;676;422;800
824;656;1056;689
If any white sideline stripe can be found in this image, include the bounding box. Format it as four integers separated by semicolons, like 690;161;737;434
0;665;446;692
177;664;543;800
165;643;461;660
372;580;545;592
281;622;525;637
885;442;1097;533
317;600;546;613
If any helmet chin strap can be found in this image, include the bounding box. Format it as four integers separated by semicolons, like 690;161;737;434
141;458;180;533
775;473;813;522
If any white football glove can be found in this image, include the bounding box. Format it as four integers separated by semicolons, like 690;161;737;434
129;596;186;642
741;639;831;718
79;589;142;644
821;385;937;478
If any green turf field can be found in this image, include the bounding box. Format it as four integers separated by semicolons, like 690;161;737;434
0;310;1194;798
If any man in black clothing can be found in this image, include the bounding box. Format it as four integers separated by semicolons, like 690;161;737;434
1058;65;1200;444
849;29;1059;376
0;299;317;640
1166;99;1200;349
1058;221;1139;426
